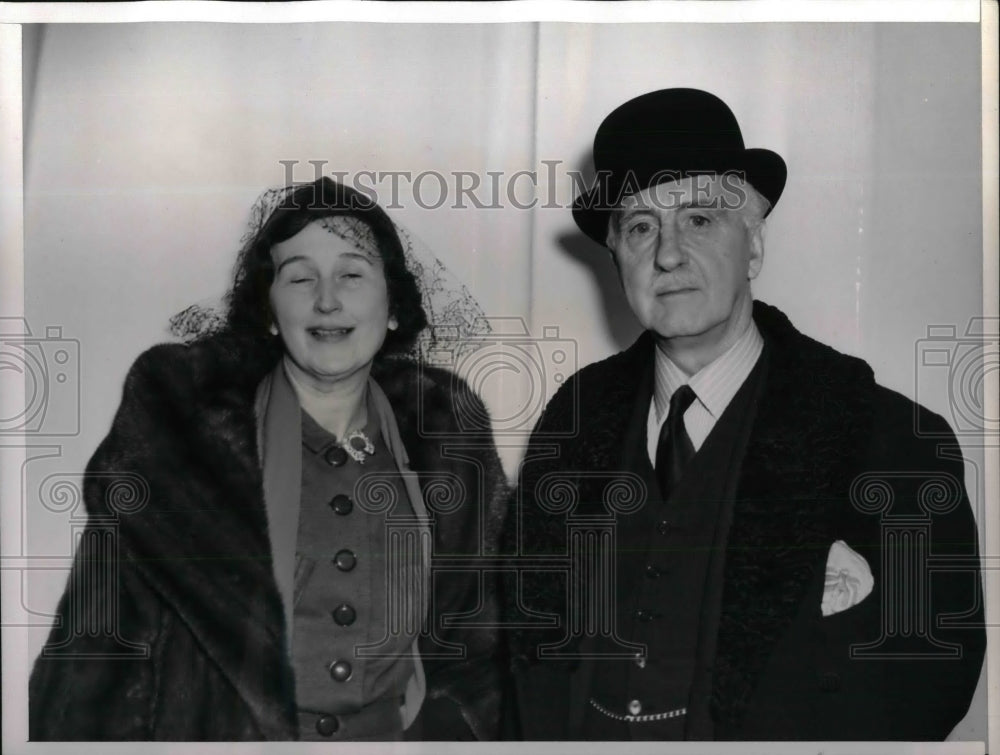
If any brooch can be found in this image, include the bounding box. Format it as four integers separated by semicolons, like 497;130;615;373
341;429;376;464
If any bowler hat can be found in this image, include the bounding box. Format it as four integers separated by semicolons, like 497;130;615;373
571;88;786;246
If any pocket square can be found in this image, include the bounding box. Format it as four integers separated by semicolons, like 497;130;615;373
821;540;874;617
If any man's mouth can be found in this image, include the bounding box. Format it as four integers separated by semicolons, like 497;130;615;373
657;287;696;296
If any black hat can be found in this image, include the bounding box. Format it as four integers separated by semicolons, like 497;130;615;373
571;88;786;246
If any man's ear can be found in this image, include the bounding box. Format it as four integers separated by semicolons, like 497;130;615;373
605;245;625;285
747;222;765;280
604;219;618;251
605;221;626;285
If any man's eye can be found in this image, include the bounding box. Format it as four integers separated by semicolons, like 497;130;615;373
627;221;656;236
688;214;711;228
291;276;314;284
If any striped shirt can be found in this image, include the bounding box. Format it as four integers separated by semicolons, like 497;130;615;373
645;322;764;465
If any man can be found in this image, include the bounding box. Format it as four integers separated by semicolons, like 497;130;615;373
503;88;985;740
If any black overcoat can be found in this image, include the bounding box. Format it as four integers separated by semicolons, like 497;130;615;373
504;301;985;740
29;334;509;741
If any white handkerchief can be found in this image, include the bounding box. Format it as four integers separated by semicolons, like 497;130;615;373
821;540;874;617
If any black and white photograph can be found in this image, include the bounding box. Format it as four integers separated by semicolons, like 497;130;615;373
1;2;996;751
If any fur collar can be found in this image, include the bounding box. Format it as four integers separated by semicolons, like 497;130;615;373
709;301;874;728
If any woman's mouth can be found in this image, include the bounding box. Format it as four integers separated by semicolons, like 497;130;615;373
308;326;354;341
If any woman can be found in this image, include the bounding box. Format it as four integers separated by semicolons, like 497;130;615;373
29;177;509;741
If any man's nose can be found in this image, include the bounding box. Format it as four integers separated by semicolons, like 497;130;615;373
314;278;342;313
654;223;685;271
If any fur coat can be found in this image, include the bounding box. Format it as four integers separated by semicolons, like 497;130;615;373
29;334;509;741
504;301;985;741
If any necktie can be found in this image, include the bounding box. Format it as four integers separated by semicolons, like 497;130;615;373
655;384;697;496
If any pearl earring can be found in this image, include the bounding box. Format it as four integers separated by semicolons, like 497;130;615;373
388;317;398;331
269;323;279;336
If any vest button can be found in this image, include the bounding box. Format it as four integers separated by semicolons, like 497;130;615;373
634;654;647;669
644;564;662;579
656;519;673;536
329;494;353;515
334;550;357;572
628;699;642;716
329;659;352;682
324;446;349;467
332;603;356;626
819;671;841;692
315;714;339;736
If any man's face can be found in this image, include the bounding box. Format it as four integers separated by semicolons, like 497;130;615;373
607;176;764;362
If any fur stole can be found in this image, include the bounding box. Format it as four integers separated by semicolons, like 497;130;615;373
77;333;508;738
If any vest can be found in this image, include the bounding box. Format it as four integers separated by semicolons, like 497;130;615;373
581;349;768;740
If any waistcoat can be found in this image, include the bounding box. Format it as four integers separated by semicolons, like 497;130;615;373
582;351;767;740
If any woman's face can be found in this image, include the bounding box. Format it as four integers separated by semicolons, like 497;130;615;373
269;219;392;392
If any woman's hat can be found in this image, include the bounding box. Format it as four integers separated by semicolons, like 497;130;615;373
571;88;787;246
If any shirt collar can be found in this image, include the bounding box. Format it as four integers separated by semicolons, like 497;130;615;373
653;320;764;422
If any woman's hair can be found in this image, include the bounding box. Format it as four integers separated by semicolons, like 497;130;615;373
224;177;427;357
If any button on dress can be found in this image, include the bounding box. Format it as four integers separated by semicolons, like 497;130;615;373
292;406;421;740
